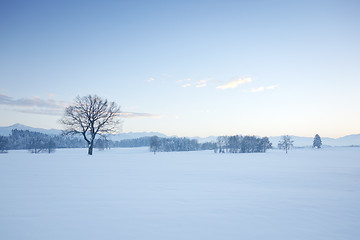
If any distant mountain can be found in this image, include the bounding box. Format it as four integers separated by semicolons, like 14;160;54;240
0;124;359;147
0;123;167;141
196;135;360;147
269;135;360;147
0;123;61;136
269;136;316;147
323;134;360;147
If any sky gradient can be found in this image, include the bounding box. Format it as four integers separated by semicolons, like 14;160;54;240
1;0;359;138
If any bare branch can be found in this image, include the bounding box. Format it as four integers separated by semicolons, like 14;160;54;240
59;95;122;155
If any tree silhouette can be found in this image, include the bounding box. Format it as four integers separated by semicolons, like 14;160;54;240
60;95;122;155
278;135;294;154
313;134;322;148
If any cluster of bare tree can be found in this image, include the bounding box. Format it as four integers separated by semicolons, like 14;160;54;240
112;137;153;148
215;135;272;153
150;136;202;154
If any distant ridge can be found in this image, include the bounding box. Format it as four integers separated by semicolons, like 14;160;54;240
0;124;359;147
0;124;167;141
269;135;360;147
0;123;61;136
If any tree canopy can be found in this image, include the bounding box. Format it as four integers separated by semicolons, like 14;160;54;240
60;95;122;155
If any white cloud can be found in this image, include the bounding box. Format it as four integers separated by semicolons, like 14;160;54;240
267;85;278;90
251;86;265;93
216;77;252;90
250;85;278;93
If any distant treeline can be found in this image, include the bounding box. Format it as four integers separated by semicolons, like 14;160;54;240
214;135;272;153
149;135;272;153
111;137;153;148
0;129;87;153
0;129;272;154
149;136;216;153
0;129;215;153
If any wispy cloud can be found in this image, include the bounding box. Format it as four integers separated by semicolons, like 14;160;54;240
120;112;163;119
251;86;265;93
0;94;67;116
195;80;207;88
250;85;279;93
0;94;161;119
146;77;156;82
0;94;63;108
216;77;252;90
14;108;66;116
267;85;278;90
182;83;192;88
180;79;209;88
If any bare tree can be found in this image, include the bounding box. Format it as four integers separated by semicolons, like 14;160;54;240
60;95;122;155
278;135;294;154
217;136;227;153
46;139;56;154
150;136;161;154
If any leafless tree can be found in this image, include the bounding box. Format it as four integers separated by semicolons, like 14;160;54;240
28;137;45;154
278;135;294;154
60;95;122;155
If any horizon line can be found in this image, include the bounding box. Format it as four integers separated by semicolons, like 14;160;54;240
0;123;358;140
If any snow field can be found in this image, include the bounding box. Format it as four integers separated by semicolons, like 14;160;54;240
0;147;359;240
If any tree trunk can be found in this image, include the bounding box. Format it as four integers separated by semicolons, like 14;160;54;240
88;141;94;155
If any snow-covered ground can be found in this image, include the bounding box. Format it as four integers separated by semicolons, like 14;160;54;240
0;147;359;240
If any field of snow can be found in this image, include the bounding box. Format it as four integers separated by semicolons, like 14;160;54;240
0;147;359;240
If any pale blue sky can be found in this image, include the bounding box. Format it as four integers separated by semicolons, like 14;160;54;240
0;0;359;138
